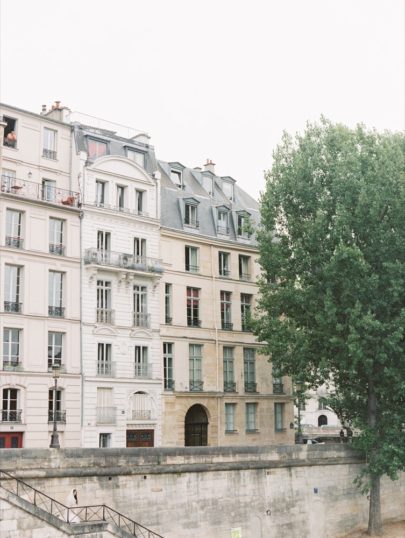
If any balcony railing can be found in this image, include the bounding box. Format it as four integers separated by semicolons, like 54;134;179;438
190;380;204;392
164;378;175;391
273;383;285;394
239;272;251;281
134;364;153;379
219;269;231;278
96;308;114;324
48;306;65;317
96;407;116;425
48;410;66;423
131;410;152;420
97;361;116;377
84;248;163;274
42;149;57;160
93;201;149;218
221;322;233;331
184;219;199;228
241;316;252;332
185;264;199;273
4;301;22;313
47;362;66;373
224;381;236;392
133;312;150;328
187;318;201;328
217;225;230;235
165;316;172;325
245;381;257;393
2;360;23;372
1;175;80;208
49;243;65;255
5;236;23;249
1;409;22;422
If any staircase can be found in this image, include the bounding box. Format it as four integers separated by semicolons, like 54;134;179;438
0;469;164;538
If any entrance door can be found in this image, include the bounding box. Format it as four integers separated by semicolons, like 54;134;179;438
185;404;208;446
0;432;23;448
126;429;154;447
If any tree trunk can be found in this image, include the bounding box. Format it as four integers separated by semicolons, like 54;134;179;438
366;381;382;536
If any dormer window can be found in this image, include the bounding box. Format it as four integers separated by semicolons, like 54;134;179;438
127;148;145;168
237;211;252;238
185;203;198;228
171;169;183;189
217;209;229;235
88;139;108;160
222;178;235;201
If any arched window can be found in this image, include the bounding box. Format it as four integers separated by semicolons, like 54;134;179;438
185;404;208;446
318;414;328;427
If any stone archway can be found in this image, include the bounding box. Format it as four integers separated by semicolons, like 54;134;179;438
318;414;328;427
185;404;208;446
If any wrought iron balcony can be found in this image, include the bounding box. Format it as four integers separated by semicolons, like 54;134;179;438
184;219;199;228
1;409;22;422
224;381;236;392
47;362;66;373
5;236;23;249
273;383;285;394
133;312;150;328
49;243;65;255
96;407;116;425
241;316;252;332
97;361;116;377
4;301;22;313
48;410;66;423
93;200;149;218
134;364;153;379
1;175;80;208
164;378;175;391
131;410;152;420
48;306;65;317
84;248;163;274
165;316;173;325
187;318;201;327
219;269;231;278
244;381;257;393
221;322;233;331
239;272;251;281
2;360;23;372
190;380;204;392
42;149;57;160
185;264;199;273
96;308;114;324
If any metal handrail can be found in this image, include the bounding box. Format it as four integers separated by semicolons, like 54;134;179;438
0;469;164;537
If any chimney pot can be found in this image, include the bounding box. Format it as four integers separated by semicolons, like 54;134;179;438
203;159;216;174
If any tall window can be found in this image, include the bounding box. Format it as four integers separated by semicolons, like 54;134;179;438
42;179;56;202
170;169;182;188
220;291;232;330
272;368;284;394
135;190;145;214
96;280;112;323
43;128;57;159
99;433;112;448
133;285;149;327
189;344;203;391
116;185;126;210
2;169;16;191
4;265;22;313
97;343;112;376
95;180;106;206
165;283;172;324
239;255;250;281
3;328;21;369
223;347;235;392
237;213;251;238
3;116;17;148
274;403;285;432
48;388;64;422
187;287;200;327
225;403;236;433
2;388;21;422
218;252;230;277
241;294;252;331
245;403;258;432
134;237;146;261
134;346;149;377
244;348;256;392
88;139;108;160
185;246;199;272
48;271;64;317
97;230;111;264
217;210;229;234
5;209;23;248
48;332;63;370
49;218;64;255
127;148;145;167
163;343;174;390
184;203;198;227
96;387;115;425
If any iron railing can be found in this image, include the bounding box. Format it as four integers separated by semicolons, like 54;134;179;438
5;236;23;248
164;378;175;391
217;225;230;235
42;149;57;160
48;306;65;317
2;360;23;372
49;243;65;255
239;272;251;281
1;176;80;208
0;469;164;537
221;322;233;331
93;201;149;218
4;301;22;313
190;380;204;392
48;410;66;423
273;383;285;395
1;410;22;422
134;364;153;379
133;313;151;328
219;269;231;278
84;248;163;274
244;382;257;393
131;410;152;420
96;308;114;324
187;318;201;328
97;361;116;377
224;381;236;392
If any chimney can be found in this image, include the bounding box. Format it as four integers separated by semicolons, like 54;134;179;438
203;159;215;174
41;105;47;115
44;101;71;122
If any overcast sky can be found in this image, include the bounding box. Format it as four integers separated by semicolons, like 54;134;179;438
1;0;404;199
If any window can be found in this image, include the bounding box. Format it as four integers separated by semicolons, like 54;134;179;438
220;291;232;330
95;180;106;206
88;139;108;160
48;332;63;370
318;414;328;427
318;397;328;410
5;209;23;248
97;230;111;264
241;294;252;331
272;369;284;394
133;285;149;327
225;403;236;433
127;148;145;168
2;388;21;422
135;190;146;214
189;344;203;391
48;388;65;423
3;116;17;148
163;343;174;390
4;265;22;313
217;210;229;234
184;203;198;227
171;169;182;188
223;347;235;392
42;179;56;202
134;237;146;260
49;218;64;255
96;387;115;425
274;403;285;432
165;283;172;324
185;246;199;272
244;348;256;392
43;128;57;159
96;280;112;323
3;328;21;370
222;180;234;201
99;433;112;448
187;287;200;327
237;213;251;238
116;186;126;210
218;252;230;277
97;343;112;376
134;346;149;377
239;255;251;281
246;403;258;432
48;271;64;317
2;169;16;191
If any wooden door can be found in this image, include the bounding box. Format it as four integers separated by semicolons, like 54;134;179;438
0;432;23;448
126;429;154;447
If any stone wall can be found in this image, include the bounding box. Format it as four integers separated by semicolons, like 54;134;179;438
0;446;404;538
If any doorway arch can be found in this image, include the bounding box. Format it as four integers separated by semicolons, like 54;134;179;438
185;404;208;446
318;414;328;427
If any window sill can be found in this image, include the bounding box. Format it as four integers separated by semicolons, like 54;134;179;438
225;430;238;434
246;429;259;434
275;428;287;433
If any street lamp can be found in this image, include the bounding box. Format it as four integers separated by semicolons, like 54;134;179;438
49;364;61;448
295;380;304;444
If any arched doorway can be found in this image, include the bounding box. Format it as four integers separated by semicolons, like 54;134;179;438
318;414;328;427
185;404;208;446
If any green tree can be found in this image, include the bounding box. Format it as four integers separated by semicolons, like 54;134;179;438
254;119;405;535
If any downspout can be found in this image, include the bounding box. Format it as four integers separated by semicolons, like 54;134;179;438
211;244;220;445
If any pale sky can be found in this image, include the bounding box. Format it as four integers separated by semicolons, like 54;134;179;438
1;0;404;199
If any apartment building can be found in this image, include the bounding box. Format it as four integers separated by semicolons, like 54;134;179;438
0;103;81;448
70;114;163;448
159;159;294;446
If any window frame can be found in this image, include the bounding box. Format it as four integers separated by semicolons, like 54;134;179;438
185;245;199;273
163;342;174;390
245;402;258;432
186;287;200;327
189;344;203;391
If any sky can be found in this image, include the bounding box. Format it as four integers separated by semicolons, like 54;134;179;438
0;0;404;199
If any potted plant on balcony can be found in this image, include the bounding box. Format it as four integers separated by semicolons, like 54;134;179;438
61;195;75;206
